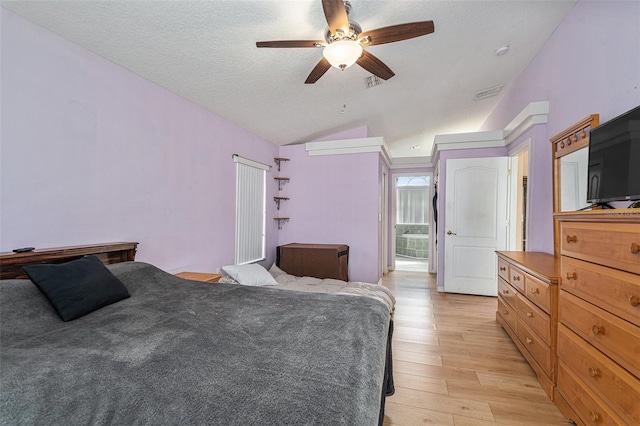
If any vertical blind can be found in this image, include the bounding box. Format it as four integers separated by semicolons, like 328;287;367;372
397;185;430;224
234;155;269;265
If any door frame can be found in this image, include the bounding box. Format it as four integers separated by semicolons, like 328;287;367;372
390;172;435;273
507;139;531;251
380;166;389;277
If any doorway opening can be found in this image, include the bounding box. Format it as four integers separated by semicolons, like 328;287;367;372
508;142;530;251
394;175;431;272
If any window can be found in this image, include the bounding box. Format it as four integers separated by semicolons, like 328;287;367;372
234;155;269;265
396;176;430;224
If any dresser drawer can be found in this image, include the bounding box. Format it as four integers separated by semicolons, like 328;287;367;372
557;361;626;426
509;265;526;293
560;222;640;275
516;292;551;346
498;295;517;332
558;325;640;425
498;277;517;310
525;273;552;314
561;256;640;327
559;291;640;378
517;318;551;375
497;257;510;282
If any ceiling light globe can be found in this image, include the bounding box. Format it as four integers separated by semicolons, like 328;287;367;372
323;40;363;69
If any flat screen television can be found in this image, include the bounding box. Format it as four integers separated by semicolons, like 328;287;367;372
587;105;640;204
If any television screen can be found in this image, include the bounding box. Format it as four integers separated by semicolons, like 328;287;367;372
587;105;640;204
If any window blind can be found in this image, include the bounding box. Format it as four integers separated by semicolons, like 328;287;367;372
234;155;269;265
397;185;430;224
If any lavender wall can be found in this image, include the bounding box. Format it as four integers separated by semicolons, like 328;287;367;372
482;1;639;137
477;0;640;258
0;10;280;272
276;144;381;283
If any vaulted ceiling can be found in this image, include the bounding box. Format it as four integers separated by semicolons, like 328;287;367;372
2;0;577;158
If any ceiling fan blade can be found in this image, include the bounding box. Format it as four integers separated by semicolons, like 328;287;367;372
356;50;395;80
359;21;435;46
256;40;324;48
305;58;332;84
322;0;349;34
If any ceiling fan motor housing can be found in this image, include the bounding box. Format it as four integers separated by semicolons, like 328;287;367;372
324;20;362;44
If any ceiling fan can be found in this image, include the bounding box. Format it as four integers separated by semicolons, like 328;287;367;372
256;0;435;84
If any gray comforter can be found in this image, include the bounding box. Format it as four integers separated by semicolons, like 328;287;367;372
0;262;391;425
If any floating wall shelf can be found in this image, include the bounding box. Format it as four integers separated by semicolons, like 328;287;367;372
274;217;290;230
274;157;290;172
274;177;290;191
274;158;290;230
274;196;289;210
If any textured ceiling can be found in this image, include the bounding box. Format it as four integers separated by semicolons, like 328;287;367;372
2;0;577;158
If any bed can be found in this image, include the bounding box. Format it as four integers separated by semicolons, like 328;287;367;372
0;243;394;425
220;262;396;314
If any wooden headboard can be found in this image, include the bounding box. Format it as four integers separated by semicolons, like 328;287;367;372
0;242;138;280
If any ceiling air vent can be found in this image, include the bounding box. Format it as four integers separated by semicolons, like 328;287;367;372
364;75;383;88
473;84;504;101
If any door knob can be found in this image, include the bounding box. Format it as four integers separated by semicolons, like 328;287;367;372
446;230;456;235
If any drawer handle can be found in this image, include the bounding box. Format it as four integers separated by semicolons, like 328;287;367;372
530;288;540;295
526;311;534;318
630;295;640;307
566;272;577;280
502;289;509;295
589;411;600;422
566;235;578;243
592;325;605;335
512;275;521;281
502;310;508;315
588;367;601;378
631;242;639;254
525;337;533;344
499;266;506;271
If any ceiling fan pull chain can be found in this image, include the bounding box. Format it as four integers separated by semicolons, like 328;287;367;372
340;67;347;114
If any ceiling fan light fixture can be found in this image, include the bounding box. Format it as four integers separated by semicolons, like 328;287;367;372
256;1;435;84
323;40;363;69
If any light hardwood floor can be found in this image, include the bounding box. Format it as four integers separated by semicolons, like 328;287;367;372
381;270;570;426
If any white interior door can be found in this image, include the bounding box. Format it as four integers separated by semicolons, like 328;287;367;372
444;157;508;296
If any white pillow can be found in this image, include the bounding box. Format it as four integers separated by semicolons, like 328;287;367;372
222;264;277;286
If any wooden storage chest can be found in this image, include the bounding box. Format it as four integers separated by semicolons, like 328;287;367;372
276;243;349;281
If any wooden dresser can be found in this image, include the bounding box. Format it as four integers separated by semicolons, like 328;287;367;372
554;210;640;425
495;251;559;400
